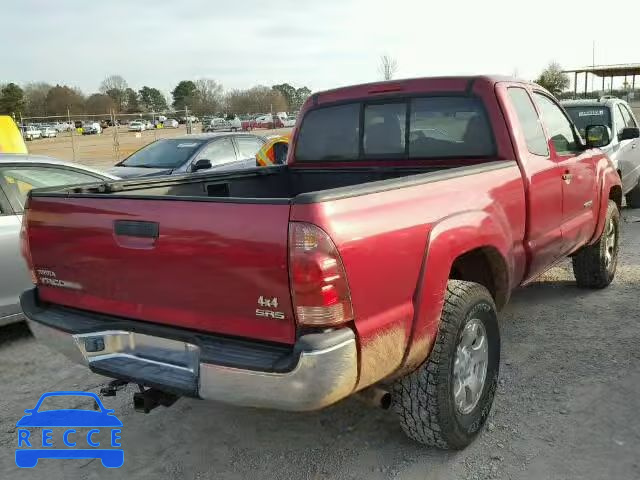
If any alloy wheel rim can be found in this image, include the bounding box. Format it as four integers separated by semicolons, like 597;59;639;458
453;318;488;415
604;218;616;269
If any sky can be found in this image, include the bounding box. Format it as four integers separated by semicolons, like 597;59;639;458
3;0;640;97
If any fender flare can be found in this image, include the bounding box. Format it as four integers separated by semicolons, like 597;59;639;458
589;161;622;245
399;209;514;374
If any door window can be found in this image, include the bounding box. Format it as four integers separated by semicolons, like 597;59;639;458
195;138;237;166
619;104;638;128
0;166;103;211
508;88;549;156
533;93;579;155
236;136;265;159
612;105;627;137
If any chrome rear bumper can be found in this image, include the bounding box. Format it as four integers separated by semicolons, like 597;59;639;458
22;290;358;411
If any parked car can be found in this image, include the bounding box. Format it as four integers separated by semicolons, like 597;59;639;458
163;118;179;128
106;133;267;178
204;117;241;132
0;154;118;326
53;122;72;132
128;121;146;132
281;117;296;128
82;122;102;135
254;114;279;129
20;76;621;449
40;126;58;138
22;125;41;141
562;97;640;206
254;113;291;129
239;114;257;131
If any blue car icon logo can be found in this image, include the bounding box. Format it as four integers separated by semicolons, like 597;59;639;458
15;391;123;468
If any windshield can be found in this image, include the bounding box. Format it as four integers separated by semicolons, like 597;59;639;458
120;138;206;168
564;106;612;137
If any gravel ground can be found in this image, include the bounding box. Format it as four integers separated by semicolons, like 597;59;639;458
1;209;639;480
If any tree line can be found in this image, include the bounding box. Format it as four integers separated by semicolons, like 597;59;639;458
0;74;312;119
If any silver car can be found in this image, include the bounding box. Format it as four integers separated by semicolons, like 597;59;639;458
0;154;118;326
562;97;640;206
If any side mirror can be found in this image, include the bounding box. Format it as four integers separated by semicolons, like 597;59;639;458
619;126;640;141
585;125;611;149
192;159;212;172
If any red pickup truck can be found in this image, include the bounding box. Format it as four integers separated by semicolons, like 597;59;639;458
21;76;621;449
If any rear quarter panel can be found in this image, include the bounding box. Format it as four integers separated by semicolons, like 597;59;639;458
291;163;526;389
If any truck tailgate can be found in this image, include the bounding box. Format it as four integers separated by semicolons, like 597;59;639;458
26;196;295;344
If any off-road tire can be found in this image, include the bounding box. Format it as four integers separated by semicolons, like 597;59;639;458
572;200;619;289
392;280;500;449
625;182;640;208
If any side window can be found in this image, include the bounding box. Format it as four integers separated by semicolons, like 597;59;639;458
0;186;11;215
619;104;637;128
612;105;626;137
507;88;549;156
236;137;265;159
533;93;579;155
196;138;237;165
0;166;102;211
363;103;406;155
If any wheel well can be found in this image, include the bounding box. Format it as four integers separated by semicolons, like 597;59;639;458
609;185;622;210
449;247;509;310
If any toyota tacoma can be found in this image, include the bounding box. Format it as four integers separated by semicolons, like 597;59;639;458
20;76;621;449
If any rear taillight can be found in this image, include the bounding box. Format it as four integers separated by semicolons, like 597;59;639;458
20;199;37;284
289;222;354;326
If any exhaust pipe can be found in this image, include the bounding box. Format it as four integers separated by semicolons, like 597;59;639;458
356;386;392;410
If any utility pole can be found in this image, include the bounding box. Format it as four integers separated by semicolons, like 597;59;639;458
591;40;595;93
67;107;76;161
111;109;120;161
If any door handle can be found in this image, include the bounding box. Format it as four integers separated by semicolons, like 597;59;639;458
632;143;637;149
562;171;573;184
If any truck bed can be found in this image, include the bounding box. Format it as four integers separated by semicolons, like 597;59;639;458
26;162;512;345
53;164;497;203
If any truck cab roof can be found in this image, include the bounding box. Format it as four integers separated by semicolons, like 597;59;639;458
313;76;539;103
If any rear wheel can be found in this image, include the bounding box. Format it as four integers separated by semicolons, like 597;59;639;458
626;181;640;208
572;200;619;288
392;280;500;449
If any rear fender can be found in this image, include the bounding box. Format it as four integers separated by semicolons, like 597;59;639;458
398;210;514;375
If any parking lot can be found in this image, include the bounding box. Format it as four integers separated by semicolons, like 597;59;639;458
25;125;292;170
1;208;639;479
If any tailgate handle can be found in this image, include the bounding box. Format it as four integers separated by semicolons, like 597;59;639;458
114;220;159;239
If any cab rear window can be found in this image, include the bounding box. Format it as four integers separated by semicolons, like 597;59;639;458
295;96;495;161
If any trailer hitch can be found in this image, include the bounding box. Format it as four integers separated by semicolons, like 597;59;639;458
133;386;179;414
100;379;129;397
